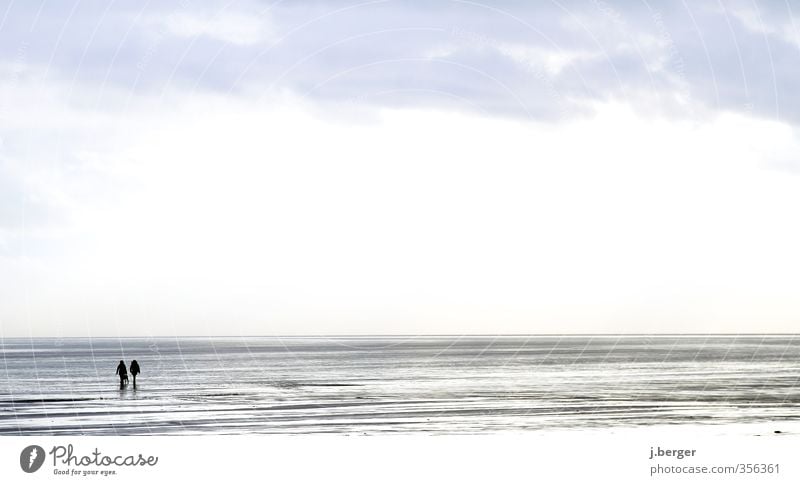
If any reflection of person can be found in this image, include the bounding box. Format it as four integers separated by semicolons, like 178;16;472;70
116;360;128;389
130;360;141;389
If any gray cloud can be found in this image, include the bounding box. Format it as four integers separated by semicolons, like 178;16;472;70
0;0;798;122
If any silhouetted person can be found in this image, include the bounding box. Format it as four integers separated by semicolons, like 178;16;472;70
116;360;128;389
130;360;140;389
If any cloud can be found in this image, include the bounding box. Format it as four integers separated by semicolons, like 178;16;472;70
0;0;798;123
3;0;800;335
5;94;800;335
160;10;273;46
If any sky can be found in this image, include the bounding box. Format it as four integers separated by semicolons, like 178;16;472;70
1;0;800;337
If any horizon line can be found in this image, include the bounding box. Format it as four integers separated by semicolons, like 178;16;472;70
2;333;799;339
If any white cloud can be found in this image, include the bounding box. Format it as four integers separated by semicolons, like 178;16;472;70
4;1;800;336
162;10;273;46
4;85;800;335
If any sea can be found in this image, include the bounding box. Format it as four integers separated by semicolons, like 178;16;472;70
1;336;799;435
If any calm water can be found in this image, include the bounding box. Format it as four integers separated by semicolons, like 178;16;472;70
1;336;799;435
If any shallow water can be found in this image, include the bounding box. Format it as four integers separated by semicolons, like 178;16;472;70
1;336;799;435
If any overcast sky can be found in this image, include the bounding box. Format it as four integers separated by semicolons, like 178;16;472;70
2;0;800;337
